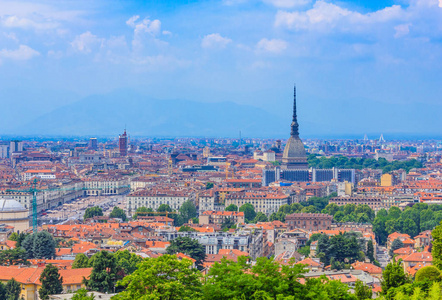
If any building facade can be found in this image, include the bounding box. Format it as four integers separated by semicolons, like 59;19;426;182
286;213;333;231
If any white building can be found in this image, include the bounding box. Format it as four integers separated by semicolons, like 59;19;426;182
253;150;276;162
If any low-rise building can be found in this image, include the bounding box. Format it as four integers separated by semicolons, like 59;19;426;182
286;213;333;231
199;211;245;225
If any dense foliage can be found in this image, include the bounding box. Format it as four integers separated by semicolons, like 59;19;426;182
109;207;127;221
2;278;21;300
84;206;103;220
271;196;441;246
71;288;96;300
8;232;29;248
21;231;56;259
86;250;122;293
308;155;422;173
113;254;202;300
113;254;357;300
316;232;362;269
166;237;206;268
225;204;238;212
239;203;256;223
39;264;63;300
0;247;29;266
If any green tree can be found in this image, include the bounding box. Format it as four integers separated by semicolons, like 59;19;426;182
0;248;28;266
179;200;197;223
221;218;235;231
166;237;206;268
72;253;90;269
373;216;388;245
87;251;121;293
0;282;6;300
8;232;28;246
432;220;442;270
113;254;202;300
381;259;410;297
114;250;142;276
366;240;375;262
253;212;268;223
225;204;238;212
389;238;404;257
109;207;127;221
33;231;56;259
415;266;441;282
179;225;197;232
206;182;214;189
239;203;256;223
84;206;103;220
402;218;418;238
5;278;21;300
355;280;372;300
157;204;173;212
39;264;63;300
71;288;95;300
21;233;35;258
388;206;401;219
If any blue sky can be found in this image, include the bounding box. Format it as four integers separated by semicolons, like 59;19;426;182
0;0;441;138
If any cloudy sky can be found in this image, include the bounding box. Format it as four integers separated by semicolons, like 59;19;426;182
0;0;441;138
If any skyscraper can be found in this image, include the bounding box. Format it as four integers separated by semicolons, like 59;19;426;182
119;130;128;157
88;138;98;150
281;85;308;169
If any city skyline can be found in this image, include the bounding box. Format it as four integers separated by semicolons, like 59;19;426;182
0;0;441;137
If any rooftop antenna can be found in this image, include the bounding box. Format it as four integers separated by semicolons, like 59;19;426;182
239;131;242;147
379;134;385;143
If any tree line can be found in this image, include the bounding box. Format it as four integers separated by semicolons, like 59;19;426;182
267;193;442;245
307;155;422;174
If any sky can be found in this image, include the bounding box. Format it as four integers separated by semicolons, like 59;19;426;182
0;0;441;138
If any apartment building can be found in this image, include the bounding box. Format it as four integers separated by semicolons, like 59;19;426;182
126;189;193;215
224;192;289;216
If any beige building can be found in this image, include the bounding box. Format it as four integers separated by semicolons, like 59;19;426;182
0;199;29;233
224;192;289;216
83;176;130;196
126;190;191;215
381;174;394;187
199;211;245;225
253;150;276;162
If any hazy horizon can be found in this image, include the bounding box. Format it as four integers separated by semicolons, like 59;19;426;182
0;0;441;137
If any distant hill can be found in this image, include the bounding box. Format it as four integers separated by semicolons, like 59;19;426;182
18;90;288;137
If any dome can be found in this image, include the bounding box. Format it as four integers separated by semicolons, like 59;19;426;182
283;136;307;158
0;199;27;212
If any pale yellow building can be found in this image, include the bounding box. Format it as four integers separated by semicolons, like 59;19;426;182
0;199;29;233
381;174;394;187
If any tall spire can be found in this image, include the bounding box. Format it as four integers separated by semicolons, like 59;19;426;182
290;84;299;137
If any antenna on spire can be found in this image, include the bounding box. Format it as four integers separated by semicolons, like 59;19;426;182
290;84;299;137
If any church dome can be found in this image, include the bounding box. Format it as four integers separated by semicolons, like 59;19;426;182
283;136;307;159
0;199;27;212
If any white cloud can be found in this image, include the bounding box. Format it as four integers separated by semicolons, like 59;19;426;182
71;31;102;54
395;23;412;38
126;15;140;28
0;45;39;61
127;16;162;37
3;32;18;42
256;38;287;53
263;0;310;8
439;0;442;7
1;15;58;30
275;1;404;31
201;33;232;49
